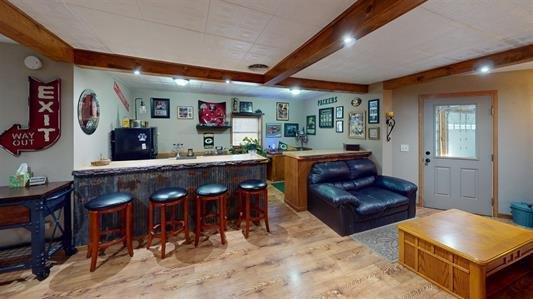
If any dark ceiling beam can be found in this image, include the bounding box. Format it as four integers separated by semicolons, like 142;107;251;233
74;49;265;84
0;0;73;62
263;0;427;85
277;77;368;93
383;44;533;89
74;49;369;93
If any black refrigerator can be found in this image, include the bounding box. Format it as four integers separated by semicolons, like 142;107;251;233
111;128;158;161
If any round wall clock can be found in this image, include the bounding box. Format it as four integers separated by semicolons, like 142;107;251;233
351;97;362;107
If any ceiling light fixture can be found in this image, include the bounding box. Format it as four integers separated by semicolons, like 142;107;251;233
343;35;355;46
478;65;491;74
225;79;231;84
133;69;141;75
290;88;301;96
174;78;189;86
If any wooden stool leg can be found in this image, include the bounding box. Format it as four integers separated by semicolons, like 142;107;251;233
126;203;133;257
160;205;167;259
219;196;226;245
89;211;99;272
146;202;154;249
121;208;127;248
263;189;270;233
184;197;191;243
195;196;201;247
87;213;93;259
244;192;251;239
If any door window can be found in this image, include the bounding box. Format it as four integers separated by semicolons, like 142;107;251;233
434;104;477;159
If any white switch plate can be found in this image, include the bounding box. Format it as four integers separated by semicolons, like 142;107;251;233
400;144;409;152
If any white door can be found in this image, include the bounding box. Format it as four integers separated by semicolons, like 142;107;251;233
423;95;493;215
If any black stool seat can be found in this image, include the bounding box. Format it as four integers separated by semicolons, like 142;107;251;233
85;192;132;211
150;187;187;202
239;179;267;191
197;184;228;197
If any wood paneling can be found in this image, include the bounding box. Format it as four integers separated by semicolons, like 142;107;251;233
384;45;533;89
267;154;285;182
0;0;73;62
264;0;427;85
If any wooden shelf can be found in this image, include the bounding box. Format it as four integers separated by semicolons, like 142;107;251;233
195;125;231;131
231;112;263;118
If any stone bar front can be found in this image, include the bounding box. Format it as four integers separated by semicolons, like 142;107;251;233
72;154;268;245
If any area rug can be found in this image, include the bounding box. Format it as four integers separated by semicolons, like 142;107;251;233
272;182;285;193
351;222;402;262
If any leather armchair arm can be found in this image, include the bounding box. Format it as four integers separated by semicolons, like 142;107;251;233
309;184;360;208
374;175;418;196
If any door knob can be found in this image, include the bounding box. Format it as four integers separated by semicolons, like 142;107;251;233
424;158;431;166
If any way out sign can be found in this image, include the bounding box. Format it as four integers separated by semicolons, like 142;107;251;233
0;77;61;156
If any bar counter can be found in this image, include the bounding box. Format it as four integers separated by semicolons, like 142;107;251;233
72;154;268;245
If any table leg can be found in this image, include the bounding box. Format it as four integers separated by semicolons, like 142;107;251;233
63;193;77;256
30;201;49;281
469;263;486;299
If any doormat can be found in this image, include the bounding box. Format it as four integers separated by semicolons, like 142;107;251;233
272;182;285;193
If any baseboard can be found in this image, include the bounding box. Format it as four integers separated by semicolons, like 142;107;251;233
497;213;512;219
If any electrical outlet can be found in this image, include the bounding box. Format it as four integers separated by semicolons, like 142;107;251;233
400;144;409;152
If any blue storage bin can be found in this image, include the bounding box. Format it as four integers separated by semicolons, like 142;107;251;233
510;202;533;228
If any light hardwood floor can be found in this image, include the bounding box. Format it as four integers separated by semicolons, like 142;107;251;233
0;185;531;298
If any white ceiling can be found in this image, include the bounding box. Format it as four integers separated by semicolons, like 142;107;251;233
295;0;533;84
109;70;329;100
9;0;355;73
7;0;533;86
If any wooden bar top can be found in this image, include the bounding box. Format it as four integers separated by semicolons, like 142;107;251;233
0;181;72;202
398;209;533;264
284;149;371;160
73;153;268;177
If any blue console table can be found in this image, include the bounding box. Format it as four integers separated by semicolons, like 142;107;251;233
0;181;76;280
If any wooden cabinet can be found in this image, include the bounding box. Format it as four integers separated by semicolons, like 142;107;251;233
267;154;285;182
283;150;371;211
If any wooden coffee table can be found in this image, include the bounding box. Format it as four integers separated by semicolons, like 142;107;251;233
398;209;533;299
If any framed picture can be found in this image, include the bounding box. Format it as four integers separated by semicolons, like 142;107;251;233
198;101;226;126
348;111;366;139
177;106;193;119
151;98;170;118
239;101;253;113
368;99;380;124
266;123;282;138
368;127;380;140
319;107;334;128
284;123;299;137
336;120;344;133
335;106;344;119
306;115;316;135
276;102;289;121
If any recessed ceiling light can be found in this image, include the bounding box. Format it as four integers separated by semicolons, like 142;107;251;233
479;65;491;74
343;35;355;46
133;69;141;75
290;88;301;95
225;79;231;84
174;78;189;86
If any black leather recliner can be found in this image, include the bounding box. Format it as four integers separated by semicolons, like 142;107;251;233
308;159;417;236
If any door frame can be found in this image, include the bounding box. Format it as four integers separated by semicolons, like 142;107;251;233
418;90;499;216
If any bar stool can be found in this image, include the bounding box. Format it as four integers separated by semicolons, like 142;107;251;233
146;187;190;259
195;183;228;247
238;179;269;238
85;192;133;272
